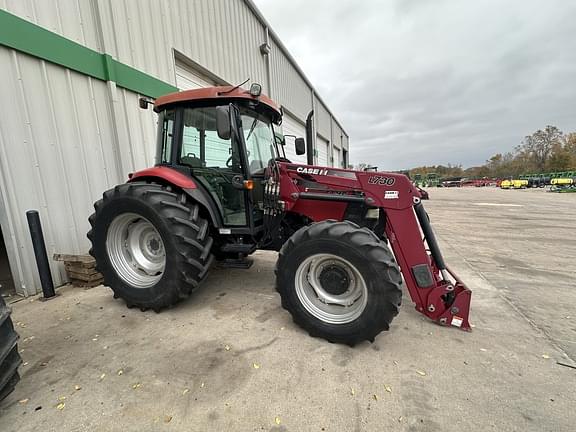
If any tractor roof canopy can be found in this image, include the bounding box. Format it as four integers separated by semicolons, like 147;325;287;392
154;86;282;124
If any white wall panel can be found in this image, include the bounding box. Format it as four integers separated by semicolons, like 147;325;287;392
103;0;268;90
332;119;344;149
0;47;125;294
269;39;311;119
2;0;101;51
315;100;331;139
0;46;161;295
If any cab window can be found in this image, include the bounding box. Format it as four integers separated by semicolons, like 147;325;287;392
179;107;246;226
156;109;175;164
240;110;276;174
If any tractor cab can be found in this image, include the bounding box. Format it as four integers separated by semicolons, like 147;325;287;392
150;84;304;234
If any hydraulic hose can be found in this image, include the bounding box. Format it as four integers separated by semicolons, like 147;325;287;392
413;202;449;280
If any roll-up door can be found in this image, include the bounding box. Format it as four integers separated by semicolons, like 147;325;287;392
281;113;307;164
317;135;329;166
175;61;216;90
333;147;341;168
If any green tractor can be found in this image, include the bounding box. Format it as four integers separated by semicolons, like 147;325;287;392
413;173;423;187
549;175;576;193
426;173;439;187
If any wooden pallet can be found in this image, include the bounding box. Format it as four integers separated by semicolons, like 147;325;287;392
70;278;104;288
53;254;95;264
53;253;103;288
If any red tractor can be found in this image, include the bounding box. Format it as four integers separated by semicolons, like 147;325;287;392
88;84;471;345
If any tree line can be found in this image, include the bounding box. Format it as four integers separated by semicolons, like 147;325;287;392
383;126;576;179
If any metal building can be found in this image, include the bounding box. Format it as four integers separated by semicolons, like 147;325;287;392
0;0;349;297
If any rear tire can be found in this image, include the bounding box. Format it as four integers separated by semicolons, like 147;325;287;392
276;220;402;346
0;296;22;401
88;182;214;310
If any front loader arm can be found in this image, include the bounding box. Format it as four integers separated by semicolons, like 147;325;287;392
385;201;471;330
275;162;472;330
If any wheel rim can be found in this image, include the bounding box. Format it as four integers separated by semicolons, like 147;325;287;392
106;213;166;288
295;253;368;324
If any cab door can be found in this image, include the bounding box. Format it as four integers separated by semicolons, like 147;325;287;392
178;106;250;227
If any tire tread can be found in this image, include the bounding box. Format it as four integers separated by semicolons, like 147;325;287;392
0;297;22;401
276;220;402;346
87;182;214;310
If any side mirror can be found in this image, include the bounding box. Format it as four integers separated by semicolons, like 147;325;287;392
216;106;231;140
295;137;306;155
139;97;153;110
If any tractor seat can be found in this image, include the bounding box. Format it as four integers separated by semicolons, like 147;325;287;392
181;155;203;168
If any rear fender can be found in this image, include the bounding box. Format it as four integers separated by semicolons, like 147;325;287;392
129;166;197;189
128;166;223;228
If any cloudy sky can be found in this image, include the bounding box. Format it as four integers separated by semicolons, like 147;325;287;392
253;0;576;170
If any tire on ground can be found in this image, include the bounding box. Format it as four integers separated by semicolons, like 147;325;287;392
276;220;402;346
0;296;22;401
88;182;214;310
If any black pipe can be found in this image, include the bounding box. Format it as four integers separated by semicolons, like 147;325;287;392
305;110;314;165
413;202;447;270
26;210;56;299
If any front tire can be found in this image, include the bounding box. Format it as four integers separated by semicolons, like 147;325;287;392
276;220;402;345
88;182;214;310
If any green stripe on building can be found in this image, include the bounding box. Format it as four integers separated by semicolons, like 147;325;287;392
112;59;177;97
0;9;177;98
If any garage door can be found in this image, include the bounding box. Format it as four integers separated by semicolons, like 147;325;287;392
175;61;216;90
281;113;307;164
317;135;329;167
333;147;341;168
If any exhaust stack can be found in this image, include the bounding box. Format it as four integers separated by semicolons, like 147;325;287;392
305;110;314;165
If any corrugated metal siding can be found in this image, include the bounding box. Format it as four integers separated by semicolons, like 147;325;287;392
104;0;172;83
0;45;160;295
315;99;331;140
0;0;269;93
0;46;123;294
115;87;158;171
269;39;311;119
332;118;343;149
103;0;268;90
1;0;101;51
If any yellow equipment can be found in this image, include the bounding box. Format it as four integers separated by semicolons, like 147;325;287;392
551;178;574;185
500;179;528;189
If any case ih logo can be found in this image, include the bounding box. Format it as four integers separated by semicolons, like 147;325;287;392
296;167;329;176
368;175;396;186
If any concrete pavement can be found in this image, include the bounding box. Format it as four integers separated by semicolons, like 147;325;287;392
1;187;574;431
